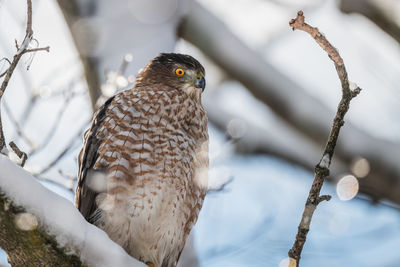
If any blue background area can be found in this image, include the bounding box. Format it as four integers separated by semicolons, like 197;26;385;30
194;155;400;267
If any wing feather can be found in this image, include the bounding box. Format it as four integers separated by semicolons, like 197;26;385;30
75;96;115;222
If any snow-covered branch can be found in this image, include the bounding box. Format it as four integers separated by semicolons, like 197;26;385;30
0;154;146;267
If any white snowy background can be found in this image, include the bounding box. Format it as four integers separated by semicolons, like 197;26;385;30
0;0;399;266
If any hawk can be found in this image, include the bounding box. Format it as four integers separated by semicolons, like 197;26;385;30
75;53;208;267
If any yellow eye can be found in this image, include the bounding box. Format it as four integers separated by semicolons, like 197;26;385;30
175;68;185;77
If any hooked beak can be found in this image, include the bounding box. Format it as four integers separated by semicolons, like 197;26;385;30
194;76;206;92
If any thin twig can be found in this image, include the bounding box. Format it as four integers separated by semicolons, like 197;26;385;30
8;141;27;167
0;70;8;79
287;11;361;266
207;176;234;193
58;170;77;181
18;94;38;128
28;88;75;156
0;58;12;78
34;174;75;191
0;58;12;65
3;101;36;149
25;0;33;38
33;120;89;175
22;46;50;55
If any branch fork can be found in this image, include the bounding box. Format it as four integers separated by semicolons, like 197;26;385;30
0;0;50;153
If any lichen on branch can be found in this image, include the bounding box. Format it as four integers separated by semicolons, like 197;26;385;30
0;192;83;266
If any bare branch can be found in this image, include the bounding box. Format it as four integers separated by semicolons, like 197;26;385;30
34;174;74;192
0;58;12;65
290;13;343;65
34;169;77;193
22;46;50;54
0;0;49;152
33;121;89;175
317;194;332;204
3;101;36;149
8;141;27;167
287;11;361;266
14;39;19;51
56;0;101;111
179;3;400;208
340;0;400;44
58;170;77;181
0;71;8;79
25;0;33;38
28;87;75;156
207;176;234;193
0;58;12;78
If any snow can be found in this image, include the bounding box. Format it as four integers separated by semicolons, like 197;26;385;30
16;35;30;55
319;153;330;168
1;1;400;266
349;81;358;91
0;154;145;267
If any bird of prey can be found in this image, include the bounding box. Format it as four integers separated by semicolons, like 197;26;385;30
75;53;208;267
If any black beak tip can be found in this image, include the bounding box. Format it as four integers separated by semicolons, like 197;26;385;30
195;77;206;92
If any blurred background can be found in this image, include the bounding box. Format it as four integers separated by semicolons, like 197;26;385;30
0;0;399;266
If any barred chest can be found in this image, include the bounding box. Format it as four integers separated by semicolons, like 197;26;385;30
92;88;208;266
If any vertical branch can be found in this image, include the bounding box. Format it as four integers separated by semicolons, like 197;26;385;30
25;0;33;39
0;0;49;152
287;11;361;266
56;0;101;111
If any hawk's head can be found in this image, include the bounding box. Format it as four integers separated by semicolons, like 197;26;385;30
135;53;206;98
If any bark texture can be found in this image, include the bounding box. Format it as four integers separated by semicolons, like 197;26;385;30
287;11;361;266
0;193;83;266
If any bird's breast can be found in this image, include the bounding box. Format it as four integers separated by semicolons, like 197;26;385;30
93;88;208;266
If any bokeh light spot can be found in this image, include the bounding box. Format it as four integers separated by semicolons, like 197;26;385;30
351;157;370;178
101;83;116;97
87;171;107;193
38;85;51;98
128;75;136;84
336;175;359;201
14;212;38;231
124;53;133;62
116;75;128;88
227;118;247;139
